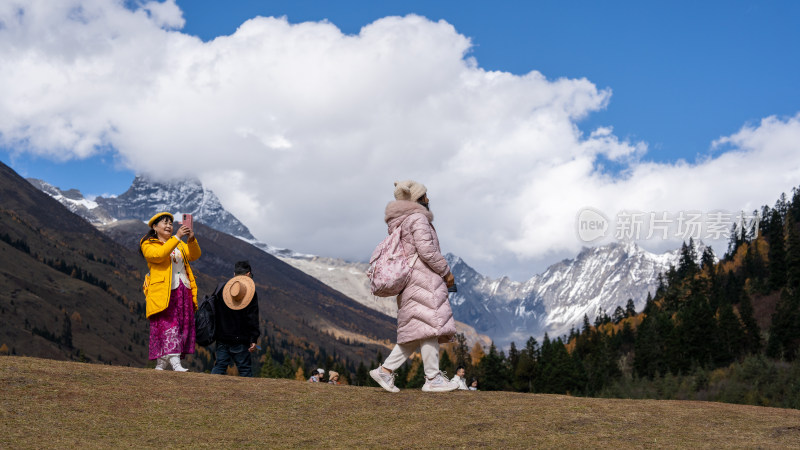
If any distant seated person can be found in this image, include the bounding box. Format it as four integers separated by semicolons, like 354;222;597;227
210;261;260;377
451;366;468;390
469;378;478;391
308;368;324;382
328;370;340;385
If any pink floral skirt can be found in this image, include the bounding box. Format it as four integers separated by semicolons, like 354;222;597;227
148;283;196;360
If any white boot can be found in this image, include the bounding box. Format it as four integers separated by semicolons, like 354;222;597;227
154;356;168;370
169;354;188;372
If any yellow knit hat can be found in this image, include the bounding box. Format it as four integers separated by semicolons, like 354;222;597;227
147;212;174;228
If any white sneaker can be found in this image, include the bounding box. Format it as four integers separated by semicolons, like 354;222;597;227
421;371;459;392
369;367;400;393
154;356;168;370
169;354;189;372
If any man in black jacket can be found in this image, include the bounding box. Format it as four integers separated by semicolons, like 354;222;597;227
211;261;260;377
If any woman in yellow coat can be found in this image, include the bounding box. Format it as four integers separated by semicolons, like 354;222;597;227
140;212;201;371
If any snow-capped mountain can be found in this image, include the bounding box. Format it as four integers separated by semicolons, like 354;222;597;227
26;179;115;224
447;241;711;347
95;176;256;240
445;253;546;347
29;176;256;240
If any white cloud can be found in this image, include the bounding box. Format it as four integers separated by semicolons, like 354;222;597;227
141;0;184;29
1;0;799;280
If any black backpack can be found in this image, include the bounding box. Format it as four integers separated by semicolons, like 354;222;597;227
195;282;223;346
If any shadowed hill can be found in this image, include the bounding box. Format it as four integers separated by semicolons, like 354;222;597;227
2;356;800;448
1;162;150;365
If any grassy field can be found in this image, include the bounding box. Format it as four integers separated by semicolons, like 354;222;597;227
2;356;800;448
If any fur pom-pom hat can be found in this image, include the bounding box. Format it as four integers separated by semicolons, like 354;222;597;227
393;180;427;202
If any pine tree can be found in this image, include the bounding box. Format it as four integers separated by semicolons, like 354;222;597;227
625;298;637;317
620;320;635;351
775;193;789;218
767;209;787;291
612;306;625;324
513;337;539;392
259;349;281;378
478;342;509;391
354;361;369;386
582;331;621;395
791;187;800;223
726;223;740;259
701;246;716;273
452;333;471;370
743;240;768;294
675;280;717;371
715;302;745;365
406;358;426;388
737;293;761;355
655;273;667;298
677;239;700;281
439;347;454;376
61;312;73;349
634;309;672;378
393;362;409;389
766;288;800;360
281;356;295;378
537;337;584;394
507;341;520;378
785;214;800;293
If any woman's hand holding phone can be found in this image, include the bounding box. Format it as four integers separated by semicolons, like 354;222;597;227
176;225;190;240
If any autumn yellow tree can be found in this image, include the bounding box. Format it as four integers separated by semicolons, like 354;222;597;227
470;342;486;365
294;366;306;381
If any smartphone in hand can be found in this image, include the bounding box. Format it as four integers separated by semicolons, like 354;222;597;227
182;213;193;231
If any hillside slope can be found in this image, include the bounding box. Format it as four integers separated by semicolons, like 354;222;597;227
2;356;799;448
1;163;151;365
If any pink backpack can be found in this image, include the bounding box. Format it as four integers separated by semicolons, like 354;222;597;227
367;221;419;297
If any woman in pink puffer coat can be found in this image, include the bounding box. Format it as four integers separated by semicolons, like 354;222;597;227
369;180;460;393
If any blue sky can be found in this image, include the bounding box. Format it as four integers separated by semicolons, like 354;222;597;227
1;0;799;278
4;0;798;196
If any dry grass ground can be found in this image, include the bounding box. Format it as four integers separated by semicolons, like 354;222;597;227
2;356;800;448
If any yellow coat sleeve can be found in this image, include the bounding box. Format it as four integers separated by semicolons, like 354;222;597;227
185;237;201;262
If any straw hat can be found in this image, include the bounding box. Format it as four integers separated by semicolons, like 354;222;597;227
222;275;256;310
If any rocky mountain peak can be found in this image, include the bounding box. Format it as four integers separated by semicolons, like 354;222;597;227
446;240;707;348
30;175;256;241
